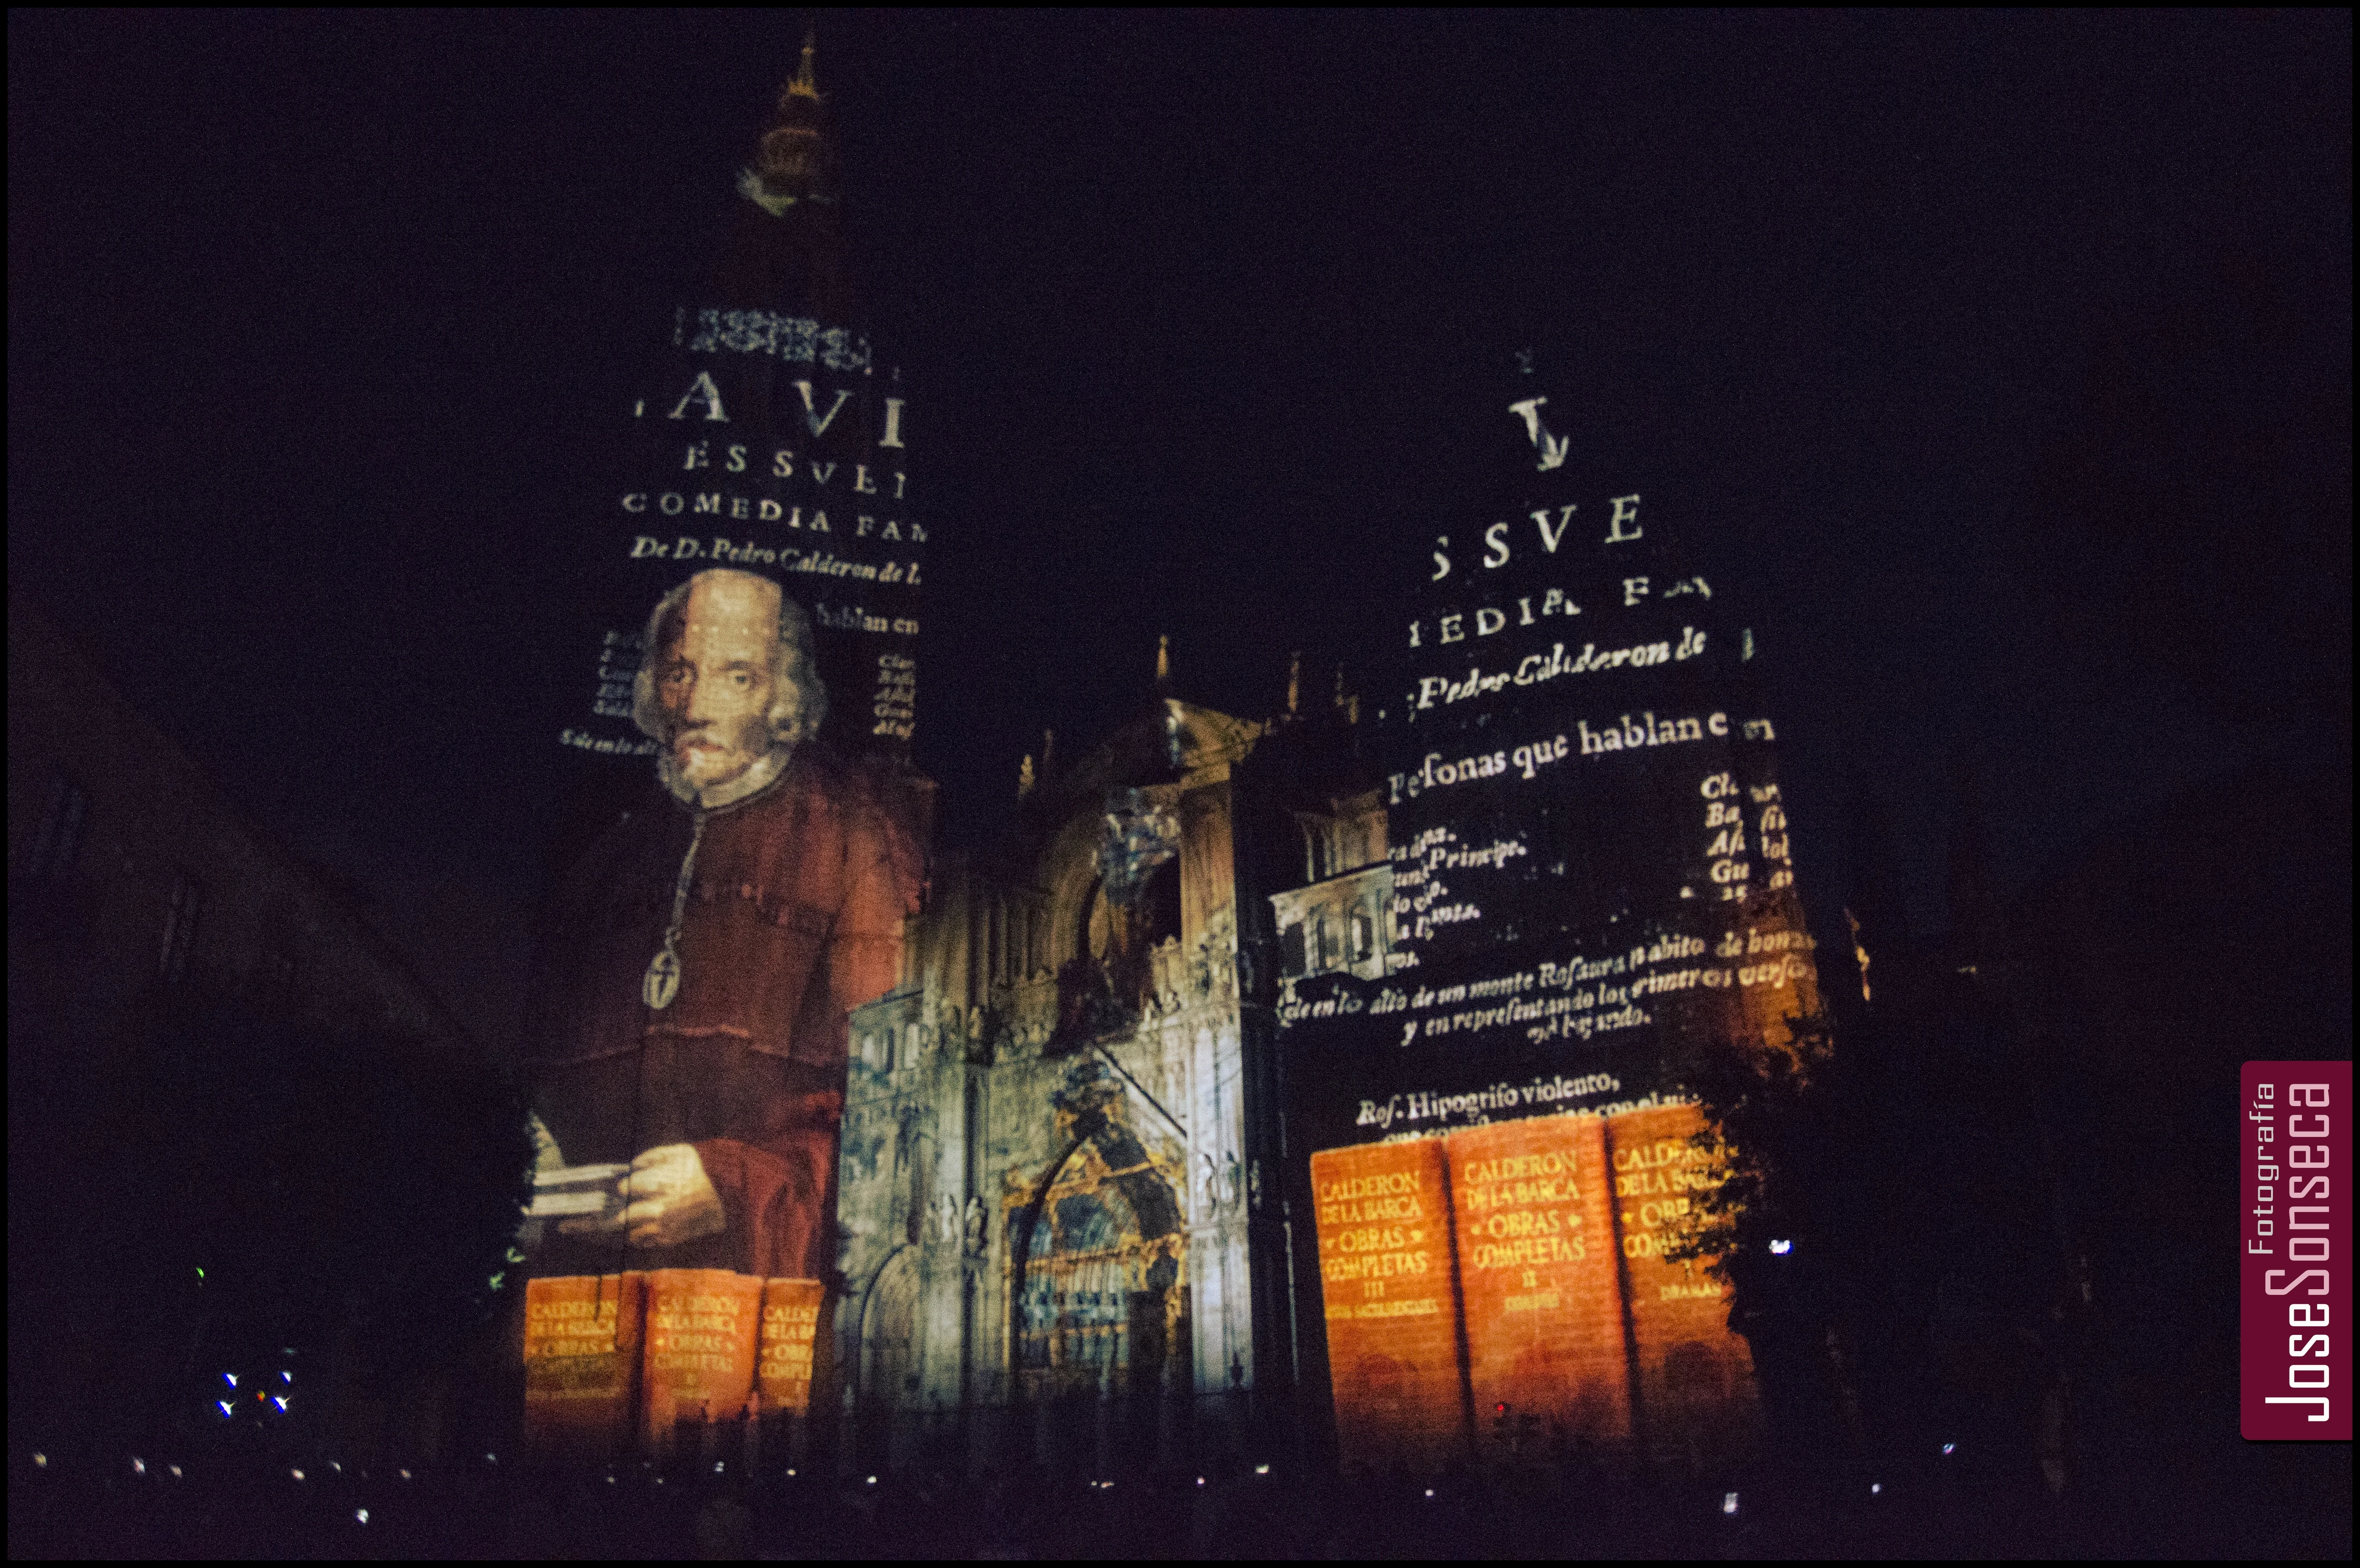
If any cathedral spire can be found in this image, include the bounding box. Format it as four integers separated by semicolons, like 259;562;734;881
741;27;836;214
785;28;820;100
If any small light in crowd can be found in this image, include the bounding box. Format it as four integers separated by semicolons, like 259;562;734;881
217;1402;233;1418
1196;1477;1205;1487
786;1469;796;1477
273;1397;288;1411
33;1454;48;1468
1870;1483;1882;1495
292;1469;306;1482
866;1475;877;1486
486;1453;498;1463
1942;1442;1956;1456
1254;1463;1270;1475
1425;1489;1435;1499
356;1509;369;1525
715;1461;725;1472
1769;1239;1792;1255
399;1470;412;1480
169;1466;182;1479
223;1372;238;1388
133;1458;147;1475
328;1461;340;1472
1722;1491;1740;1515
281;1371;293;1384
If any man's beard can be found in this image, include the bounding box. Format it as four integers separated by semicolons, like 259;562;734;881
671;723;765;788
659;717;791;808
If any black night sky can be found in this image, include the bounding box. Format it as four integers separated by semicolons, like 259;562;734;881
10;10;2350;1049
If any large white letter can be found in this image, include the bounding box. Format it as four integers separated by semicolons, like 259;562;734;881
668;371;728;422
794;381;853;437
1605;494;1642;544
1532;505;1576;553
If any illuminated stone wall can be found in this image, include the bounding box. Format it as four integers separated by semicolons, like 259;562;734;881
837;702;1266;1475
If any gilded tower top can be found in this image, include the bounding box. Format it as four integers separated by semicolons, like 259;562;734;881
740;31;835;215
783;31;821;100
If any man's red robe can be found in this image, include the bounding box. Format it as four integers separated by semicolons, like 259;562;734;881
525;748;922;1282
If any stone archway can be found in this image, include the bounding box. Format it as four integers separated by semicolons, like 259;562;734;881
1006;1067;1190;1475
853;1244;917;1472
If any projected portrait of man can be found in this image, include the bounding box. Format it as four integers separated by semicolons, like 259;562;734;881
524;568;921;1281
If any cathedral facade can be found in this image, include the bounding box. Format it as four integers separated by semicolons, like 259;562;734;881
523;39;1800;1484
836;696;1325;1475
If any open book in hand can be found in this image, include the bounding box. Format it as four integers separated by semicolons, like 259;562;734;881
524;1163;631;1219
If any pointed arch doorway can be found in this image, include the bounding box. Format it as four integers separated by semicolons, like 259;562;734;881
1008;1068;1190;1476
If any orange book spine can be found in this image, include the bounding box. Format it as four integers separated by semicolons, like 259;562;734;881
639;1268;765;1453
1606;1103;1757;1462
1312;1136;1469;1470
522;1272;647;1457
1447;1113;1633;1457
756;1278;827;1415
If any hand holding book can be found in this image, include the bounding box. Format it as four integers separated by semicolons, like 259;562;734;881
550;1144;727;1247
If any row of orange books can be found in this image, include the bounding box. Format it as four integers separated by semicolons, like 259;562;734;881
1312;1101;1754;1469
522;1269;824;1453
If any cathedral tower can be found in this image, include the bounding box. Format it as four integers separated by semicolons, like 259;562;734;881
519;35;934;1467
